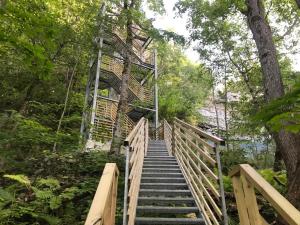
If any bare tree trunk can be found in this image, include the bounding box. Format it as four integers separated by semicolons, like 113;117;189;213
110;0;134;154
53;61;78;151
245;0;300;214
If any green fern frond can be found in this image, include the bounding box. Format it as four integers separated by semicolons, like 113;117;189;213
37;178;60;190
3;174;31;189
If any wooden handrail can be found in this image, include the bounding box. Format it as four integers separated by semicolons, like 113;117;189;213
123;117;148;225
164;118;228;225
230;164;300;225
85;163;119;225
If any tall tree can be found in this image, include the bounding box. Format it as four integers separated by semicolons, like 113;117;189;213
176;0;300;213
109;0;164;154
245;0;300;211
110;0;134;154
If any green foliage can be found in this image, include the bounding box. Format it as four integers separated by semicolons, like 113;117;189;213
254;82;300;133
0;151;125;225
157;43;212;122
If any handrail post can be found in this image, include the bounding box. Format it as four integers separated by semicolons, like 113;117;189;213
171;121;175;156
215;146;228;225
123;144;130;225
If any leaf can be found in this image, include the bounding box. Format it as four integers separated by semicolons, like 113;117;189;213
37;178;60;190
49;196;62;210
0;188;14;202
3;174;31;189
60;186;79;200
33;188;54;200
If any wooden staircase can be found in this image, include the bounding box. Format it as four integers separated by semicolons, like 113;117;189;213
136;140;205;225
100;55;153;104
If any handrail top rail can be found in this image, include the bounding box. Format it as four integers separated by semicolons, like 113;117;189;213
230;164;300;225
174;118;225;145
84;163;119;225
125;117;145;144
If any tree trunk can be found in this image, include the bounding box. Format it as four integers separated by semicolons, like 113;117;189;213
110;0;134;154
53;60;78;151
245;0;300;215
296;0;300;9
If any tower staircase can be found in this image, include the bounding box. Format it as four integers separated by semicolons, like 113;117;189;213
81;12;157;144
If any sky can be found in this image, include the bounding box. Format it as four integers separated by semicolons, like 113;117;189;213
144;0;200;63
144;0;300;71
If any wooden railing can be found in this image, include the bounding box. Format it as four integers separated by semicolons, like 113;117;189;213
164;118;228;225
101;55;153;103
93;98;135;140
230;164;300;225
123;117;149;225
163;119;172;155
85;163;119;225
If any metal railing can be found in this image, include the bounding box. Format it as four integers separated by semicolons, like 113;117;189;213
164;118;228;225
84;163;119;225
123;117;149;225
230;164;300;225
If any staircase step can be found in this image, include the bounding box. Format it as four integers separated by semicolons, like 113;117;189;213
137;206;199;214
144;158;176;162
142;173;183;178
135;217;205;225
143;165;179;169
146;152;169;157
141;177;185;183
143;168;181;173
143;162;178;166
146;154;170;157
138;197;195;205
139;189;192;197
140;183;188;190
145;157;176;160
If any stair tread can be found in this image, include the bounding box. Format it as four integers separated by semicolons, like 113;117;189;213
137;206;199;213
135;217;205;225
138;197;194;201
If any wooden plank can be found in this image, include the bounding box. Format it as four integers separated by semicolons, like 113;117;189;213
240;173;262;225
85;163;119;225
175;126;216;164
231;175;251;225
240;164;300;225
175;139;220;199
175;122;215;151
175;118;224;144
175;131;218;179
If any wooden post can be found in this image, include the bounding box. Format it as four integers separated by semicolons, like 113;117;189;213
215;146;228;225
240;173;262;225
172;121;175;155
231;175;251;225
85;163;119;225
